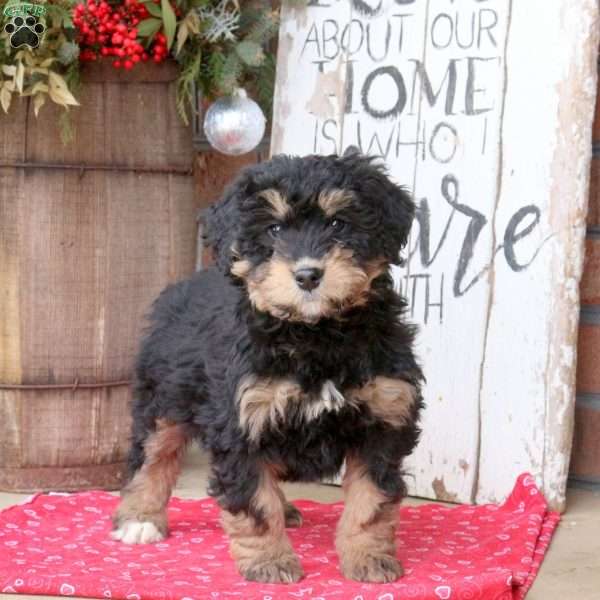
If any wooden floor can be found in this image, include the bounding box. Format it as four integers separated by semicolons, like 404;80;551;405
0;446;598;599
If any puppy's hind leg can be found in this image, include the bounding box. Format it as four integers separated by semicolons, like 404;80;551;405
112;418;189;544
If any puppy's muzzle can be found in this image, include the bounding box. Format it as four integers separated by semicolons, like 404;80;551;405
294;267;323;291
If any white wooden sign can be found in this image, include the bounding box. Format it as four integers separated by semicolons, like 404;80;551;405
271;0;599;510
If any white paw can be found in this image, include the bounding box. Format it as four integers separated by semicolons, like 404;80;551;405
111;520;165;544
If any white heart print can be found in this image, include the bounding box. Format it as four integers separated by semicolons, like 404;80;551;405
59;583;75;596
434;585;452;599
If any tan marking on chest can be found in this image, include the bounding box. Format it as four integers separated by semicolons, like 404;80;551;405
236;377;348;441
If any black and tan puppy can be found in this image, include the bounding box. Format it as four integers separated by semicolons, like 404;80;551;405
112;151;424;584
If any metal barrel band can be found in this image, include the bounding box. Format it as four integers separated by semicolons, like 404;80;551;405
580;304;600;325
587;225;600;239
576;393;600;410
0;161;193;176
0;379;131;391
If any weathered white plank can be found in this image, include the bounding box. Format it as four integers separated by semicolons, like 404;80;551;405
272;1;352;156
392;0;512;504
476;0;599;510
271;0;599;511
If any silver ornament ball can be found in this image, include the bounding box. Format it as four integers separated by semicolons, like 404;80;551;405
203;89;266;155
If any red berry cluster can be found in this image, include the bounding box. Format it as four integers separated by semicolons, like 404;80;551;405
73;0;169;70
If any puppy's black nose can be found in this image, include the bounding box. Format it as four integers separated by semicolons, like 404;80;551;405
294;267;323;291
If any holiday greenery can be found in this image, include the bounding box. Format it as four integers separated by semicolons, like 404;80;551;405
0;0;280;141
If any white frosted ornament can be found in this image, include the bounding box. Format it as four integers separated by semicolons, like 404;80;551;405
203;89;266;155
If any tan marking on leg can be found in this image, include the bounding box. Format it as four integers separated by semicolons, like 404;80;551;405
112;420;187;542
274;485;303;528
259;189;291;220
336;456;402;582
318;189;354;217
222;465;303;583
237;376;303;442
283;500;303;528
349;376;416;428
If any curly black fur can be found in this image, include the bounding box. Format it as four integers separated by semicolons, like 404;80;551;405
126;152;424;521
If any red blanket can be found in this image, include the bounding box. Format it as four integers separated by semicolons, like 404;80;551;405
0;473;559;600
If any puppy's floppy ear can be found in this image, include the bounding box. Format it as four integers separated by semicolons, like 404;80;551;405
378;179;415;266
202;178;246;272
342;151;415;266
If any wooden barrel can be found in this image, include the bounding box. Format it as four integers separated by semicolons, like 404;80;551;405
571;56;600;490
0;60;200;492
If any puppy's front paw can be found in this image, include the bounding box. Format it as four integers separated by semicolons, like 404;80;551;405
340;553;403;583
284;502;303;528
111;520;166;544
240;553;304;584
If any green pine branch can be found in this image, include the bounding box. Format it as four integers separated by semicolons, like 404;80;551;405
176;48;203;124
244;11;279;45
217;50;243;95
254;51;276;118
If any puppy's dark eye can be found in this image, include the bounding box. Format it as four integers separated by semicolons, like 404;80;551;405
329;219;345;230
267;224;282;238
